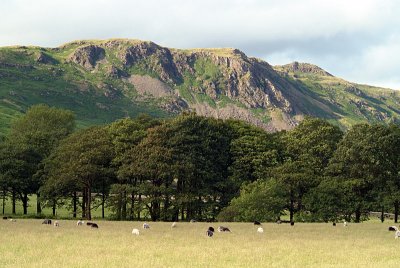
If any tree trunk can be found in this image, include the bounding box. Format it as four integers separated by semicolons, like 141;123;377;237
380;206;384;223
130;191;135;221
137;194;142;220
2;189;5;215
355;206;361;223
86;187;92;220
102;192;105;219
52;200;56;216
12;190;16;214
73;192;77;218
394;200;399;223
122;190;127;220
36;192;41;215
289;190;294;223
22;193;28;215
82;189;86;219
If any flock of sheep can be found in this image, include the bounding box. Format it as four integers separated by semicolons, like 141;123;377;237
3;216;400;239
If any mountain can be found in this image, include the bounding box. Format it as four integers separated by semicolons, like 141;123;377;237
1;39;400;136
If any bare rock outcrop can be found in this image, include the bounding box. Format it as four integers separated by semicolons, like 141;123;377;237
68;45;105;69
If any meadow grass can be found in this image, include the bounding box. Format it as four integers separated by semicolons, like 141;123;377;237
0;219;399;267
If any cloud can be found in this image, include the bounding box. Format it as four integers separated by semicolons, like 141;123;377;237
0;0;399;88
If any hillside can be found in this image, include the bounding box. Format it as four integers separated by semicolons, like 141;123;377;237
1;39;399;136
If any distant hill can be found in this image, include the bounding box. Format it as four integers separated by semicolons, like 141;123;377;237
1;39;399;136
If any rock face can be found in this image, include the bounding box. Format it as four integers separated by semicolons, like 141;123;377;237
276;62;333;76
68;45;105;69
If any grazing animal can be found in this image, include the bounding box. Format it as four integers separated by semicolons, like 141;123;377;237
143;223;150;229
42;219;52;225
171;222;177;228
276;220;281;224
190;219;196;223
218;226;231;232
9;219;16;222
208;226;215;232
389;226;398;231
343;221;348;227
395;230;400;239
76;220;84;226
257;227;264;233
87;222;93;226
290;222;295;226
333;222;336;226
254;221;261;225
90;223;99;228
3;216;8;220
206;230;214;237
132;228;140;235
54;221;59;227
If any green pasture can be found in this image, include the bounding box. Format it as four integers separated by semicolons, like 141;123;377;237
0;220;399;267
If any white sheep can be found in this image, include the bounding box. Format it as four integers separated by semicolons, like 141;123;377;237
132;228;140;235
76;220;84;226
343;221;348;227
395;230;400;239
54;220;59;227
171;222;177;228
257;227;264;233
9;219;16;222
143;222;150;229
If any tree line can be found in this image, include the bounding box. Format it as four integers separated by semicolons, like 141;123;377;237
0;104;399;223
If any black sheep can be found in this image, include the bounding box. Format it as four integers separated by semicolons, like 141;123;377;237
254;221;261;225
91;223;99;228
206;230;214;237
42;219;52;225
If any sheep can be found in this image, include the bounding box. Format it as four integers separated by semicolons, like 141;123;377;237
54;221;59;227
333;222;336;226
388;226;398;231
206;230;214;237
276;220;281;224
343;221;348;227
9;219;16;222
257;227;264;233
143;223;150;229
171;222;177;228
254;221;261;225
87;222;93;226
76;220;84;226
42;219;52;225
90;223;99;229
218;226;231;232
208;226;215;232
190;219;196;223
395;230;400;239
132;228;140;235
290;222;295;226
3;216;8;220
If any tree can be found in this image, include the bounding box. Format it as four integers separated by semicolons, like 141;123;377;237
8;104;75;214
41;126;114;220
217;179;286;222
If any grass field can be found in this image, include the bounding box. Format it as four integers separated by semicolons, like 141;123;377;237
0;220;399;267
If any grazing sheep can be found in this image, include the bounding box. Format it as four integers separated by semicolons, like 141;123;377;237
290;222;295;226
87;222;93;226
90;223;99;228
206;230;214;237
143;223;150;229
343;221;348;227
54;221;59;227
257;227;264;233
333;222;336;226
9;219;16;222
42;219;52;225
276;220;281;224
395;230;400;239
190;219;196;223
389;226;398;231
171;222;177;228
3;216;8;220
218;226;231;232
76;220;84;226
132;228;140;235
254;221;261;225
208;226;215;232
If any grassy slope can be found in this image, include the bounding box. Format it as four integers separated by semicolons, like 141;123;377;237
0;44;169;137
0;220;399;267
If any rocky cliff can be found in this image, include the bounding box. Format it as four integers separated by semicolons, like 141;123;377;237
1;39;399;135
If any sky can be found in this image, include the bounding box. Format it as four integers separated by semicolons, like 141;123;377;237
1;0;399;89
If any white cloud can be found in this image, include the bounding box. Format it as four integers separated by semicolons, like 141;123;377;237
0;0;399;88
